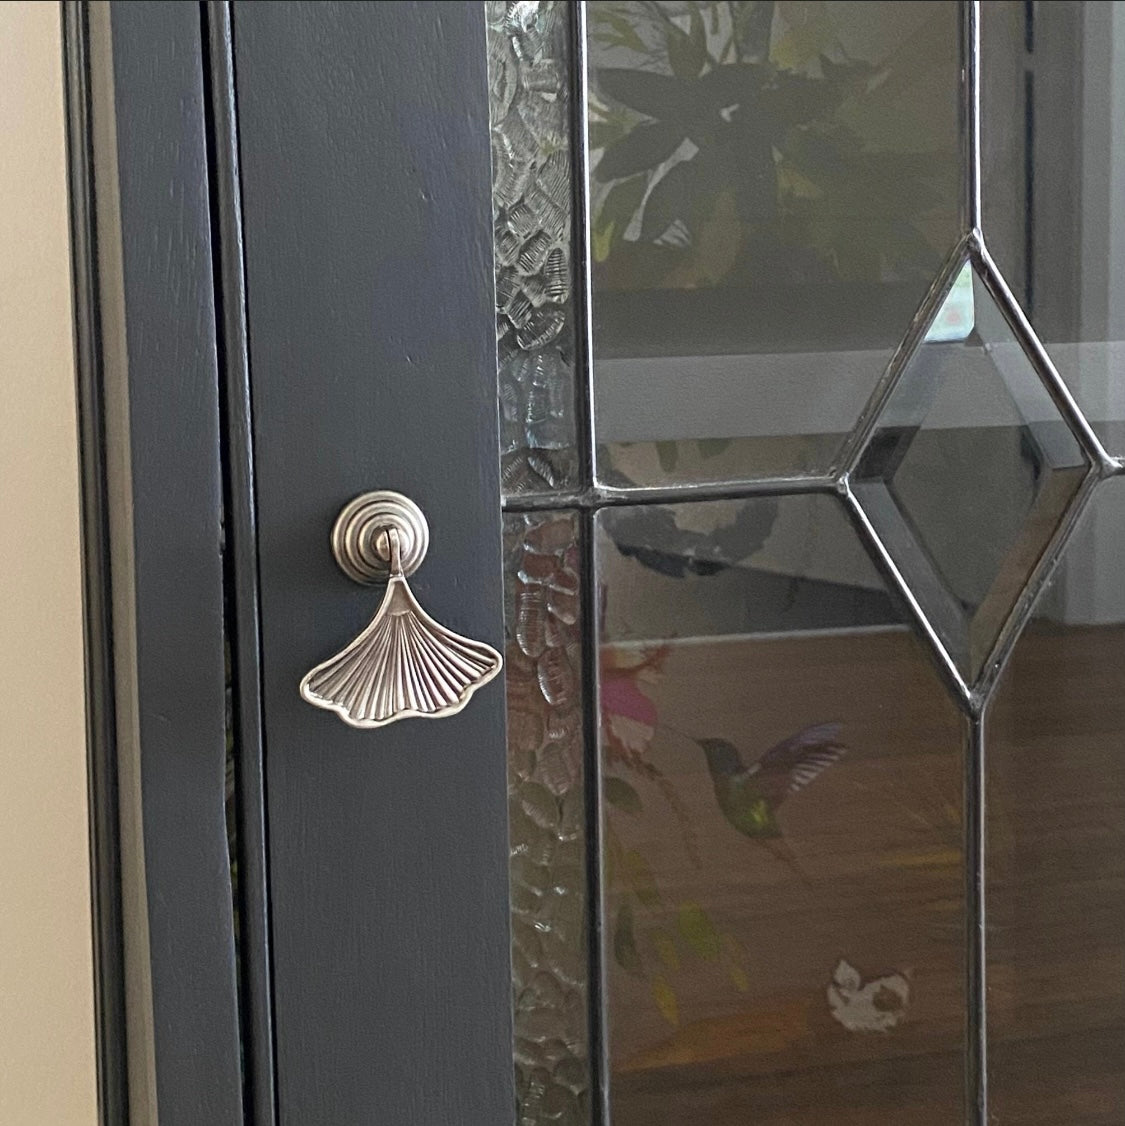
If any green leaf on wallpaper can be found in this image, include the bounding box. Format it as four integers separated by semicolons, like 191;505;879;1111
614;901;643;977
696;437;732;459
592;219;616;264
597;119;685;182
624;848;662;908
655;441;680;474
592;9;648;55
677;902;722;960
651;974;679;1026
592;175;647;262
721;930;750;991
665;7;708;79
596;67;682;121
588;116;630;153
771;8;834;71
727;961;750;992
651;928;680;972
638;159;704;244
604;827;623;888
734;0;777;62
605;774;644;815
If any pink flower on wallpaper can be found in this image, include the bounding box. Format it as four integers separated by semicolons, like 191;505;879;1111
601;646;668;763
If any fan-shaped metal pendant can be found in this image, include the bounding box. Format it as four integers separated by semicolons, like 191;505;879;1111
299;492;502;728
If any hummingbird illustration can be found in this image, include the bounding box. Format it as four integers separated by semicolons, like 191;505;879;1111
696;723;847;869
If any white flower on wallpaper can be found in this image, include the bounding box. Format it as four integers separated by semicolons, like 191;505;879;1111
827;958;911;1033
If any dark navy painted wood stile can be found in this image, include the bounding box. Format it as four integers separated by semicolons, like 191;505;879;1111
68;2;516;1122
64;2;244;1123
232;2;515;1123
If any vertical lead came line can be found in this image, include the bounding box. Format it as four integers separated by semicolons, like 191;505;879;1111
967;709;988;1125
962;4;987;1121
580;504;608;1126
1022;67;1034;313
963;0;983;237
569;4;611;1123
571;0;598;491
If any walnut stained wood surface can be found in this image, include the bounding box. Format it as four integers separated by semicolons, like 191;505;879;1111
606;623;1124;1125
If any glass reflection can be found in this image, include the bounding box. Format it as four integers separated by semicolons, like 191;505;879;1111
988;476;1125;1122
854;265;1089;685
983;0;1125;456
598;495;965;1124
587;1;961;486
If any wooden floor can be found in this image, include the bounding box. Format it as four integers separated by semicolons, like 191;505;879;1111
602;622;1125;1125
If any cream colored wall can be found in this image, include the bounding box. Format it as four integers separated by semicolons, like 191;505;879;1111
0;3;99;1124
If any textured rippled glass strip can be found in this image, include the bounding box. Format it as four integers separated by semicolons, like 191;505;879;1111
488;1;580;496
503;510;589;1125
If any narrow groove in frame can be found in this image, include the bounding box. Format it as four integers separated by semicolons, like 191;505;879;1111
200;3;279;1121
569;6;610;1122
966;709;987;1126
61;4;129;1120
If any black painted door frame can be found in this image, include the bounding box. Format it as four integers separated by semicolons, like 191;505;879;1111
66;1;513;1123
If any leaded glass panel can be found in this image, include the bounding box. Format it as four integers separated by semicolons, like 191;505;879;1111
854;264;1089;686
587;1;962;486
988;477;1125;1122
489;5;1125;1124
597;495;965;1123
983;0;1125;459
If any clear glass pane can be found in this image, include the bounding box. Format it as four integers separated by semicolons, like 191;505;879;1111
987;476;1125;1121
597;494;965;1123
489;1;580;496
503;511;590;1123
983;0;1125;457
586;1;962;487
854;264;1089;685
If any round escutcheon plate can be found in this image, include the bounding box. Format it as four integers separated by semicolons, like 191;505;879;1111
330;491;430;583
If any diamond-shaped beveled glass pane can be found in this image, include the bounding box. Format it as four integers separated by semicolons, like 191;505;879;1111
854;264;1090;684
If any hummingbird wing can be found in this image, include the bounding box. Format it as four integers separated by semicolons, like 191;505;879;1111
751;722;847;805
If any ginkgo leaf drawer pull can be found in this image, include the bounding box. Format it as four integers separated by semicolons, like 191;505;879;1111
299;491;503;728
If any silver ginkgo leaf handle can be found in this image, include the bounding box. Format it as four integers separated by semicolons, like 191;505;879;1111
299;491;502;728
